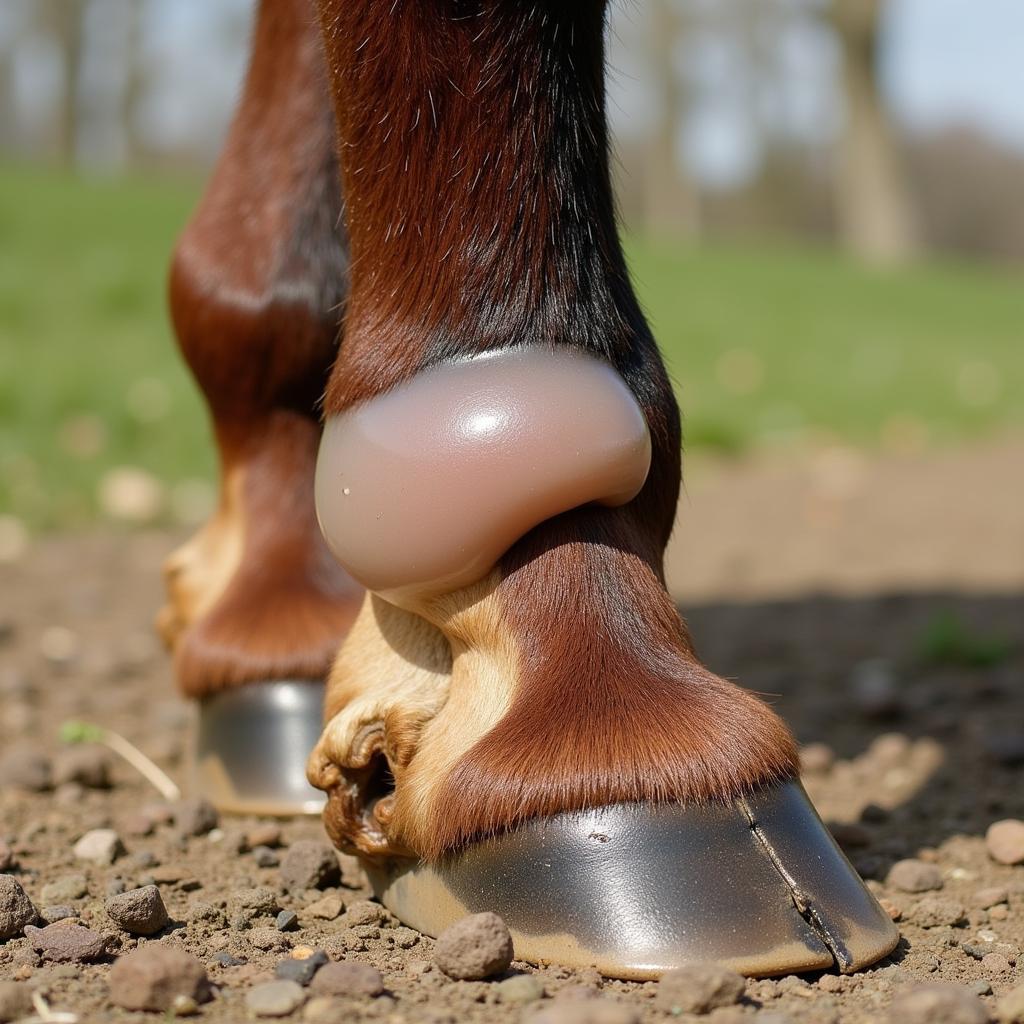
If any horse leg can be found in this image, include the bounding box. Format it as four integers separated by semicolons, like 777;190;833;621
161;0;362;814
305;0;899;977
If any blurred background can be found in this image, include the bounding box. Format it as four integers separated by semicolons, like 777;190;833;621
0;0;1021;599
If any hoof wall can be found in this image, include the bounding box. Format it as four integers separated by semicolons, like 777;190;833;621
192;681;326;817
365;782;899;979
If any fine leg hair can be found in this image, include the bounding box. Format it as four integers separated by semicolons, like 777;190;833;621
161;0;361;697
307;0;798;860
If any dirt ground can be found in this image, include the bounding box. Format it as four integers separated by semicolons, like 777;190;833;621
0;439;1022;1023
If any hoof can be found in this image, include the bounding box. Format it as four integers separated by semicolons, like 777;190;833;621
364;781;899;979
192;681;327;817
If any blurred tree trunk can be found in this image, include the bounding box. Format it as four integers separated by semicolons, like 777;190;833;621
830;0;918;264
121;0;144;165
643;0;700;240
41;0;85;165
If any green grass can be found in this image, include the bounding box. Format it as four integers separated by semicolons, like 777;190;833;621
626;237;1024;453
2;164;1023;528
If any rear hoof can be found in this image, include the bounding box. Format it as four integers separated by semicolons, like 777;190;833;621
364;781;899;979
191;681;326;817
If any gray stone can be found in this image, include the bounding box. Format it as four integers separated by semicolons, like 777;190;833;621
173;797;219;837
276;910;299;932
887;859;944;893
105;885;169;935
280;841;340;893
108;945;211;1012
433;911;513;980
275;950;328;986
0;875;37;940
655;962;746;1014
246;980;307;1018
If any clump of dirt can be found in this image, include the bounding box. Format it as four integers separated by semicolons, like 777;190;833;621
0;530;1022;1023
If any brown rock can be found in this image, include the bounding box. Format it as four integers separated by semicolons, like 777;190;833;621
987;820;1024;866
885;982;989;1024
655;962;746;1014
974;887;1008;910
308;961;385;998
108;945;211;1012
433;912;514;980
25;923;111;963
0;747;51;792
0;875;37;940
105;885;169;935
307;895;344;921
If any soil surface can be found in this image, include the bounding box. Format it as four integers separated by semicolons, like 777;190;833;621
1;441;1023;1023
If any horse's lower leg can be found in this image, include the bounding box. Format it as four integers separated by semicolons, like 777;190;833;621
162;0;361;810
305;0;897;976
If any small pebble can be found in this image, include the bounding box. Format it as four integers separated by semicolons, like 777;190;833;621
987;820;1024;866
496;974;544;1004
276;909;299;932
344;900;384;926
655;962;745;1014
253;846;280;868
307;895;343;921
887;859;943;894
308;961;385;997
173;797;219;837
108;945;211;1012
41;874;88;904
41;905;76;924
280;840;341;893
214;952;247;967
248;824;283;848
885;982;989;1024
433;911;514;980
911;896;966;929
974;887;1008;910
73;828;124;866
275;950;328;986
105;885;169;935
982;952;1011;974
0;875;38;940
246;980;307;1018
24;923;110;963
0;843;13;873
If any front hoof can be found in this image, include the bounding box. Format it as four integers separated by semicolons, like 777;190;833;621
191;680;327;817
363;781;899;979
